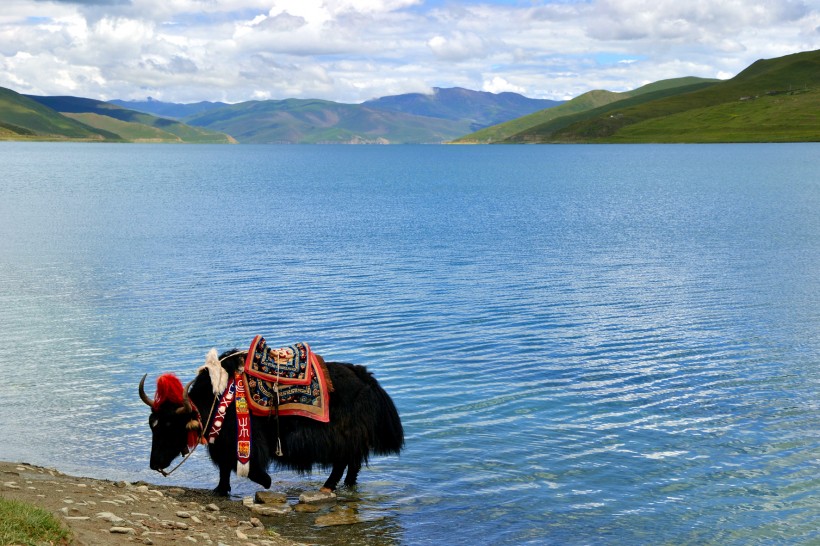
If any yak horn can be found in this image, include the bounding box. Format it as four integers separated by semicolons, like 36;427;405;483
139;374;153;407
177;379;195;415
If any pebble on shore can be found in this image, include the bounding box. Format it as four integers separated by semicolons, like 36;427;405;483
1;461;382;546
0;462;296;546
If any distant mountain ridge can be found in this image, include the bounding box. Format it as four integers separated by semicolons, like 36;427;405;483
109;99;230;120
1;49;817;144
465;49;819;144
0;86;122;141
0;87;234;143
181;98;476;144
112;88;562;144
26;95;235;143
363;87;561;131
533;48;819;143
453;77;719;143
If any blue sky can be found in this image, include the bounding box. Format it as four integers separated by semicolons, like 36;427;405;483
1;0;818;103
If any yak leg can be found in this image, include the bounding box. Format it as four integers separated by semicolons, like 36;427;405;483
248;466;272;489
214;464;232;497
321;462;347;492
343;461;361;488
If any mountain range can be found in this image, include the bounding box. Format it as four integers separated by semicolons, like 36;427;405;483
0;89;234;143
456;49;819;143
453;77;718;143
112;88;561;144
1;49;817;144
1;86;559;144
108;98;230;120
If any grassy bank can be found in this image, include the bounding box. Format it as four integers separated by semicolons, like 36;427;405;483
0;497;71;546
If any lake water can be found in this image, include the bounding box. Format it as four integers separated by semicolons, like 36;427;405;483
0;142;818;545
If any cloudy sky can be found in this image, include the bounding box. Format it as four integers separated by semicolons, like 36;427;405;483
1;0;818;104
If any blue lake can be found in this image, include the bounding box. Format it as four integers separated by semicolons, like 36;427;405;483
0;142;818;545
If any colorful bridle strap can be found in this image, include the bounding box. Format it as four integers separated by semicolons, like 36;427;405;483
207;378;236;445
206;372;252;477
234;372;251;477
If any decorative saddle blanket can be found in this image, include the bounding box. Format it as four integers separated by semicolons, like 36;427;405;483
242;336;332;423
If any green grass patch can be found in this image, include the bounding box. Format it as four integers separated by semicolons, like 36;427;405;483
0;497;71;546
0;87;116;140
63;112;182;142
505;81;719;143
599;89;820;142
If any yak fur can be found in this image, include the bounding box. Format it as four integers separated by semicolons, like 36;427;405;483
147;349;404;496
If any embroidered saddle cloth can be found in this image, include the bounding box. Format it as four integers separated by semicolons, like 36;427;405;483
242;336;331;423
246;336;313;385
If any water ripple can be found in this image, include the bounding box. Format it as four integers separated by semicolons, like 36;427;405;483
1;143;819;545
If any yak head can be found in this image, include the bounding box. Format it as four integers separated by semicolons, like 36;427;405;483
139;373;201;474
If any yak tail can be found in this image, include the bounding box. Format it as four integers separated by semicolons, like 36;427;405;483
352;365;405;456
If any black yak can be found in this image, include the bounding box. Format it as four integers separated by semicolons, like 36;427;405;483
140;344;404;496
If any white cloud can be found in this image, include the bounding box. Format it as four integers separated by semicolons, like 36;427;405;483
585;0;811;42
482;76;525;94
253;12;307;32
428;32;491;61
0;0;818;103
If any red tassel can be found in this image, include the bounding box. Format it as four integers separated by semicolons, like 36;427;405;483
154;374;185;409
187;429;200;451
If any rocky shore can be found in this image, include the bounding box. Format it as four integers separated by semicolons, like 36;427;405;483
0;461;351;546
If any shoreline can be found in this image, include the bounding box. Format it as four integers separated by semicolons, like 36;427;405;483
0;460;300;545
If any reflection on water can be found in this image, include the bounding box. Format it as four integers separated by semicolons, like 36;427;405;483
1;143;819;545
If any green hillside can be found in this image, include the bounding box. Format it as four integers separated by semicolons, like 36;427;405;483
510;49;820;143
62;112;190;142
0;86;120;141
453;77;717;143
185;98;474;143
503;80;718;143
451;90;621;143
27;95;235;143
605;90;819;142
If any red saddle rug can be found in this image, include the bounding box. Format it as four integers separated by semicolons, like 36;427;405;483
242;336;331;423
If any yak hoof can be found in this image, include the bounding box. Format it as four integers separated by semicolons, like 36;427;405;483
212;487;230;497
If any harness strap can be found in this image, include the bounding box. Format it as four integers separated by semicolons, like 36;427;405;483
159;394;217;477
158;347;288;478
274;383;283;457
235;371;252;477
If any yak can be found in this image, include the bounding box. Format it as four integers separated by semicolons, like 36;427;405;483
139;346;404;496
